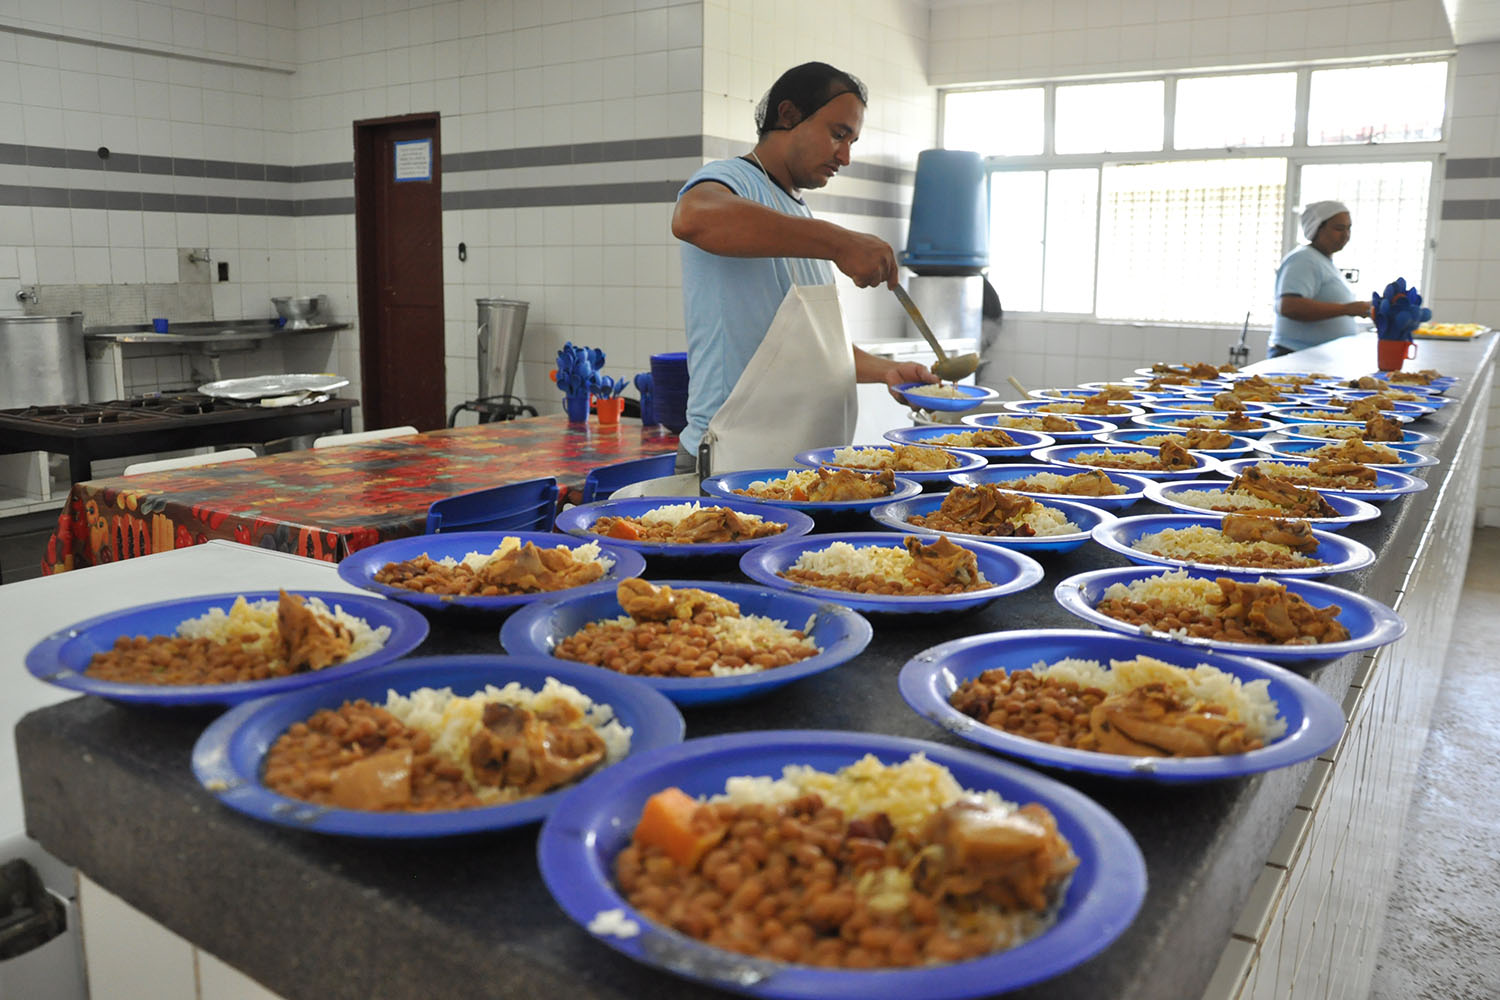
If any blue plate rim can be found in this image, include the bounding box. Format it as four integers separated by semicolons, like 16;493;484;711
334;531;649;610
1130;413;1283;436
1214;457;1428;498
1090;513;1375;577
792;444;989;479
1251;439;1440;469
552;497;816;557
961;413;1117;437
699;469;924;512
536;728;1148;1000
1096;429;1258;458
498;580;874;701
1001;399;1146;420
869;493;1113;549
1268;423;1437;447
1052;565;1405;661
882;425;1057;457
1142;479;1381;528
738;531;1046;610
24;589;430;707
1031;443;1219;479
190;655;686;837
898;628;1346;781
892;382;999;412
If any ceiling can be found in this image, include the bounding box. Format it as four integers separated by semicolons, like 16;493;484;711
1444;0;1500;43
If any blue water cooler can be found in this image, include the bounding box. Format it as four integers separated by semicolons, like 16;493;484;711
899;149;989;349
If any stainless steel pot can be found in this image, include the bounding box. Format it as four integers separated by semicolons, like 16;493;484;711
0;314;88;408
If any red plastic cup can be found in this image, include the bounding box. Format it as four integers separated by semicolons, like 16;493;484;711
1376;339;1417;372
594;396;625;425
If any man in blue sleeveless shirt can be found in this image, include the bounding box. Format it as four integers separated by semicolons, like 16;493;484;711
671;63;935;471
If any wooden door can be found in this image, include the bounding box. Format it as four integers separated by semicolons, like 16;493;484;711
353;114;445;431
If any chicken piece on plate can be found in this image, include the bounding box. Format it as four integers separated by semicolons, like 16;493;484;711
1157;439;1196;470
1050;468;1119;496
328;748;414;810
889;445;958;471
673;506;780;543
1220;513;1319;552
806;466;894;502
1220;409;1255;431
915;798;1078;912
617;578;739;623
1307;458;1379;486
960;427;1018;448
1316;439;1395;465
1178;429;1233;449
902;535;981;589
477;541;605;592
1231;467;1337;518
1363;413;1404;442
917;484;1039;536
1090;683;1261;757
276;589;354;672
1039;414;1080;432
1214;578;1350;643
468;701;607;796
1344;375;1384;390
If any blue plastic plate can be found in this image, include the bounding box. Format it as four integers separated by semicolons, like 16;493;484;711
1091;514;1375;578
699;469;923;515
1096;428;1258;460
536;729;1147;1000
739;532;1044;615
1334;389;1447;412
1268;423;1436;448
1053;565;1405;663
1120;375;1231;393
336;531;647;612
1143;479;1380;531
1215;457;1428;503
1078;379;1180;396
191;656;685;837
1130;412;1283;439
1252;438;1440;470
961;412;1115;441
1029;386;1156;403
949;463;1152;513
1137;396;1277;416
1001;398;1145;425
892;382;999;412
870;492;1112;554
1031;443;1218;482
1371;371;1458;393
898;629;1345;781
499;581;872;707
24;590;430;707
793;444;987;485
553;497;814;558
882;425;1056;461
1267;406;1414;426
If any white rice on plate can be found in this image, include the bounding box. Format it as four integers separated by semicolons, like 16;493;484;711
178;595;390;663
1133;525;1319;565
788;541;991;586
630;502;772;527
1026;655;1285;742
830;445;954;471
436;536;613;572
712;752;1011;833
1165;488;1306;513
1009;472;1128;495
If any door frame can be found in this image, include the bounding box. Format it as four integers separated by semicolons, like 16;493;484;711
352;111;444;429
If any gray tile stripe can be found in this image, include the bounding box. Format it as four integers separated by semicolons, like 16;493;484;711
1439;199;1500;220
4;24;294;75
1444;157;1500;179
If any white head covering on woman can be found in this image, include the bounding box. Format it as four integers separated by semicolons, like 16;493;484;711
1300;200;1349;241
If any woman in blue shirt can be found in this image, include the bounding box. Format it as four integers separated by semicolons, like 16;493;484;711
1268;201;1372;358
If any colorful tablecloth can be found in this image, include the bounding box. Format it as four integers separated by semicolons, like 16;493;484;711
44;415;678;574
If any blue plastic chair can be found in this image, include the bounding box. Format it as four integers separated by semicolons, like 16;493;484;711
580;453;677;503
425;477;559;533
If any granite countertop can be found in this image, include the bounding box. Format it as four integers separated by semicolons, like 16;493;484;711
15;331;1496;1000
86;320;350;344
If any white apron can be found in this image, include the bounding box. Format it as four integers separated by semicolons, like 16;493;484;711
696;284;858;476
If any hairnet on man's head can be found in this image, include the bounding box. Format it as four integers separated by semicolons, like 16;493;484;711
1301;200;1350;241
755;63;867;137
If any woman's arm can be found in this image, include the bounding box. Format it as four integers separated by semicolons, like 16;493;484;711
1278;294;1371;321
853;346;938;401
672;182;898;288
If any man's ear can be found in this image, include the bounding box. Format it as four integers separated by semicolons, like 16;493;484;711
776;99;803;130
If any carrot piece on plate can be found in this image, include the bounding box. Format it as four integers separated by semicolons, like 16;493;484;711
633;787;726;869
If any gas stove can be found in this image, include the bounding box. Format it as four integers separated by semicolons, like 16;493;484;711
0;393;226;427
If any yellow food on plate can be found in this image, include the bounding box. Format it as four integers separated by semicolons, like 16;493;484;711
1415;323;1484;338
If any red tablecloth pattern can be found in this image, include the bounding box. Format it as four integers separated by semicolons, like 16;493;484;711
44;415;678;574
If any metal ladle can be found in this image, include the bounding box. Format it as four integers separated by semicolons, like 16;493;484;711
891;285;980;381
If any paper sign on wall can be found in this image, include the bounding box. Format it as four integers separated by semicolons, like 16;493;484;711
393;139;432;182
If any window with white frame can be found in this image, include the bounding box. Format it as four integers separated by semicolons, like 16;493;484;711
949;59;1445;326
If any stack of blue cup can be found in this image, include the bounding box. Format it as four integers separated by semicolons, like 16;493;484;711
650;351;689;433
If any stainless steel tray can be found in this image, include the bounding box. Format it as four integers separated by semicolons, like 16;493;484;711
197;374;349;401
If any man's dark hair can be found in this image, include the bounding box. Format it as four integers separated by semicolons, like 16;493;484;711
755;62;867;138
